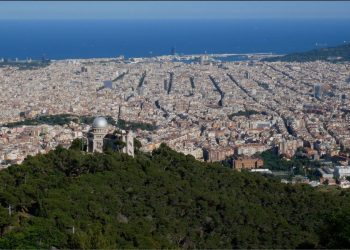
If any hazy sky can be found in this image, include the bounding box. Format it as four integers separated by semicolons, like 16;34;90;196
0;1;350;20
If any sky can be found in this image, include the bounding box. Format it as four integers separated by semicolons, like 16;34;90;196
0;1;350;20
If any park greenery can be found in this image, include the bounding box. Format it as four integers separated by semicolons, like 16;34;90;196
2;114;82;127
2;114;111;128
228;110;261;119
2;114;156;132
263;43;350;63
0;60;51;70
116;119;157;132
257;82;269;90
259;149;321;179
0;144;350;248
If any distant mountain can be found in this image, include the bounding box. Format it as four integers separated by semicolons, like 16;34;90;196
263;43;350;62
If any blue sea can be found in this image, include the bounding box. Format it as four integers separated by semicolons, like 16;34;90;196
0;19;350;60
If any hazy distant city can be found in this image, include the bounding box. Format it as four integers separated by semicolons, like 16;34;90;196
1;50;350;187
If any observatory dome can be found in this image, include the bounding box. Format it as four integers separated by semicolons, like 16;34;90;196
92;117;108;128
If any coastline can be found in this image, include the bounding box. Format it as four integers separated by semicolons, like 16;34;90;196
1;52;284;64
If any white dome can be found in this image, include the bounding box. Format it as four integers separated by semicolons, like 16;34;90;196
92;117;108;128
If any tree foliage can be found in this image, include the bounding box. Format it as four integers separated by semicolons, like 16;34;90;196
2;114;116;128
263;43;350;63
228;110;261;119
260;149;321;178
0;144;349;248
116;119;157;132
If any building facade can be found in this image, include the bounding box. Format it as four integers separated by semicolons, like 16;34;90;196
233;156;264;171
86;117;134;157
87;117;109;153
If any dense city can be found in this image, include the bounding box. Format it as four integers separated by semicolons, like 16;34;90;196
1;55;350;188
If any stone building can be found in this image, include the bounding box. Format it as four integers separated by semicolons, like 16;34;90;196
87;117;109;153
278;139;304;158
121;130;134;158
232;156;264;171
86;117;134;157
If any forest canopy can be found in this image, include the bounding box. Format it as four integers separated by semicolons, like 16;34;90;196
0;144;349;248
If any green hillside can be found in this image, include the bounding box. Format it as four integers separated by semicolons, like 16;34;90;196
0;144;349;249
263;43;350;63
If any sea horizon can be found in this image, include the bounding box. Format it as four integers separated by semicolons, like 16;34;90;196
0;18;350;60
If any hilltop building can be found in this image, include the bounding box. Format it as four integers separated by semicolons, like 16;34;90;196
86;117;134;157
87;117;109;153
